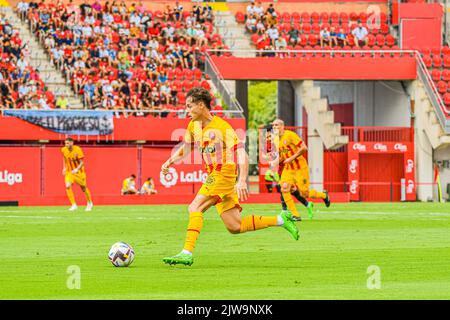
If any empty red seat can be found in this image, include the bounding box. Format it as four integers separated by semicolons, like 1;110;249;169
299;34;308;46
422;55;432;68
282;12;291;23
184;69;194;80
308;34;319;46
311;12;320;23
177;92;186;104
443;93;450;105
380;23;389;34
302;23;312;34
422;47;431;56
349;12;358;21
167;69;175;80
431;48;441;56
444;56;450;68
182;80;193;91
380;12;388;24
437;81;447;94
320;12;329;23
391;45;402;57
386;34;396;46
321;22;330;30
193;68;203;80
433;55;443;68
442;69;450;81
292;12;301;23
443;46;450;56
376;34;385;46
235;12;245;23
367;34;376;46
191;79;201;88
281;23;291;33
340;12;349;23
330;12;339;24
359;12;368;22
201;80;211;91
431;69;442;81
312;23;321;34
372;45;382;57
301;12;310;23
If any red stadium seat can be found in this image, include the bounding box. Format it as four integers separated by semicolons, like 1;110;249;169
422;55;432;68
431;48;441;56
320;12;329;23
381;23;389;34
299;34;308;46
443;69;450;81
349;12;358;21
182;80;193;92
192;79;201;88
376;34;385;46
311;12;320;23
175;68;184;79
235;11;245;23
431;69;442;81
386;34;396;47
201;80;211;91
308;34;319;46
321;22;331;30
444;93;450;105
282;12;291;23
292;12;301;23
367;34;376;46
250;33;259;44
380;12;388;24
437;81;447;94
167;69;175;81
312;23;321;34
301;12;310;23
340;12;349;23
444;56;450;68
193;68;203;80
177;92;186;104
359;12;368;23
421;47;431;56
391;45;401;57
330;12;339;24
433;55;443;68
443;46;450;56
281;22;291;33
372;45;382;57
302;23;312;34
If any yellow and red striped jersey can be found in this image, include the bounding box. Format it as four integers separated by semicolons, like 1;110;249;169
275;129;307;170
61;145;85;174
184;116;244;175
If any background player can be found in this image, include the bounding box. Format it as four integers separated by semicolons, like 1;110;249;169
161;88;299;266
140;177;158;195
62;138;93;212
271;119;330;221
121;174;139;195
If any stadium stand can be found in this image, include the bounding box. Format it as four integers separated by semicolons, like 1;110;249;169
0;11;55;109
14;0;227;116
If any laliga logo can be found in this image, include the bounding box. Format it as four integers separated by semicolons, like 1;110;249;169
0;170;23;186
353;143;366;152
394;143;407;152
374;143;387;152
160;168;209;188
349;180;358;194
160;167;178;188
349;159;358;174
406;159;414;173
406;179;415;194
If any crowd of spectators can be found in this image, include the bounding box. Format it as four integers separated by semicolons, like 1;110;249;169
0;11;55;110
239;1;395;56
17;0;226;115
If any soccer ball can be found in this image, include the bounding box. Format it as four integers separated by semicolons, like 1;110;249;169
108;242;135;267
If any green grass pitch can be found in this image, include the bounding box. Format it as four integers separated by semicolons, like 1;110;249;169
0;202;449;299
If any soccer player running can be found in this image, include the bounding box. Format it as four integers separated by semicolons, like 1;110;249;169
61;138;93;212
270;119;330;221
161;88;299;266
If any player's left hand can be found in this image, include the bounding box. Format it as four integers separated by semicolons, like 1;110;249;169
71;169;78;174
236;180;248;202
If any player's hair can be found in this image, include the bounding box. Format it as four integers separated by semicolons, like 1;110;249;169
147;177;153;181
65;137;74;142
273;119;284;126
186;87;211;110
131;174;136;179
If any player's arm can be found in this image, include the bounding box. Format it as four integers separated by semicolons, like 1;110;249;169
161;141;192;174
62;158;66;176
284;141;307;164
236;146;249;201
71;159;84;174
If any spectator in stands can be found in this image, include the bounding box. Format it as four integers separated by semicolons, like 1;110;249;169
246;14;257;33
336;28;348;46
140;177;158;195
256;16;266;35
266;24;279;46
55;94;69;109
288;24;300;45
330;26;338;46
256;33;270;56
275;36;287;50
352;22;369;47
121;174;138;195
246;1;256;18
320;26;332;47
254;1;264;17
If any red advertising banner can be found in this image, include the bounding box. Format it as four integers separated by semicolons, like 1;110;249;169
0;147;41;197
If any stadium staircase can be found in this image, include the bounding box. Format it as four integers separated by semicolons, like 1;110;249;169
3;7;83;108
293;80;349;149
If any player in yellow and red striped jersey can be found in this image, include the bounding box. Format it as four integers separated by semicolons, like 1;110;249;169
271;119;330;221
61;138;93;212
161;88;299;266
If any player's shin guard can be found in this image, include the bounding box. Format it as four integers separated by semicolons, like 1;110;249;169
292;189;309;207
240;215;278;233
282;192;300;219
183;212;203;253
84;187;92;203
66;187;76;205
309;189;326;199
